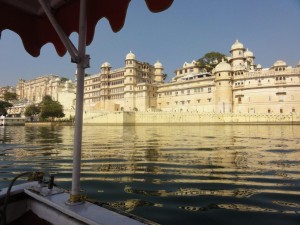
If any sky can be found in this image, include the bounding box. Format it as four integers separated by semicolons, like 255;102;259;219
0;0;300;86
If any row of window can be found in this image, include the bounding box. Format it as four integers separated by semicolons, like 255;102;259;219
101;72;124;80
90;94;125;102
178;68;194;75
268;108;295;113
159;87;212;97
158;98;212;106
236;95;294;103
102;80;124;86
234;76;293;86
274;67;286;72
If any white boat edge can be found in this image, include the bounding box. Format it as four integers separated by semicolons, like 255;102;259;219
0;182;157;225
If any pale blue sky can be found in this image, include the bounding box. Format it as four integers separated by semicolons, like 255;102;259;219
0;0;300;86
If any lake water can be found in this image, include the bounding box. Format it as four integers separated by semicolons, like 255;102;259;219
1;125;300;225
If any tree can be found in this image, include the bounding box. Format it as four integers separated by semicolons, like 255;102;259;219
163;73;168;81
60;77;69;82
39;95;65;120
197;51;227;72
3;92;18;101
0;100;12;115
24;104;40;117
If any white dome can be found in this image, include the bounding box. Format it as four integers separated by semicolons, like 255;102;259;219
101;62;111;68
231;40;245;51
126;51;136;60
244;48;254;57
55;77;60;82
214;59;232;72
257;64;262;69
154;60;163;69
273;60;287;67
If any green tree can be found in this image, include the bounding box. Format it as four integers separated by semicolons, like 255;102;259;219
163;73;168;81
39;95;65;120
0;100;12;115
24;104;40;117
60;77;69;82
3;92;18;101
197;51;227;72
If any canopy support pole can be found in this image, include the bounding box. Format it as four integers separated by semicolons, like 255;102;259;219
39;0;89;204
69;0;88;203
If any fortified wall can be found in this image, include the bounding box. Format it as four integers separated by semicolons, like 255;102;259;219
83;111;300;125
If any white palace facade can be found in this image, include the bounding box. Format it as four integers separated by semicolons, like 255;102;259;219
83;40;300;115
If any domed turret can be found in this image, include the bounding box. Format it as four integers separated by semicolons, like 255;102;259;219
101;62;111;68
230;40;246;71
101;61;111;74
154;60;164;83
154;60;163;69
214;59;232;73
244;48;254;58
273;60;287;67
231;40;245;51
297;61;300;68
256;64;262;70
126;51;136;60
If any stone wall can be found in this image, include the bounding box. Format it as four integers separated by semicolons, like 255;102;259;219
83;111;300;125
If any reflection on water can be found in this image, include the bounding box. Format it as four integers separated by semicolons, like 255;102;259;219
1;125;300;225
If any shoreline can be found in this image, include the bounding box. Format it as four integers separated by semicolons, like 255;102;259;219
82;111;300;125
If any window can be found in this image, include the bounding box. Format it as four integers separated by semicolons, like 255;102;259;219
292;108;295;113
268;109;271;113
280;109;283;113
238;97;242;104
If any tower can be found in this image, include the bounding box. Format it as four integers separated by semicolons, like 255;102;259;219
154;60;164;83
244;48;255;70
229;40;246;71
124;51;137;111
101;62;111;74
214;59;233;113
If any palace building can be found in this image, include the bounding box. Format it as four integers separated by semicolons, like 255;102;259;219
83;40;300;115
13;75;76;117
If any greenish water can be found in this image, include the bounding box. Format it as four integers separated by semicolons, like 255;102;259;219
1;125;300;225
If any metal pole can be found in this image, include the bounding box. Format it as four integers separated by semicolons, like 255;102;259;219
69;0;88;203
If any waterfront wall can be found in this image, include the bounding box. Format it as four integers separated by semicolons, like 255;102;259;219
83;111;300;125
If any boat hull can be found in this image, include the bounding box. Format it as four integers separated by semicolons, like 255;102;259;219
0;182;154;225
